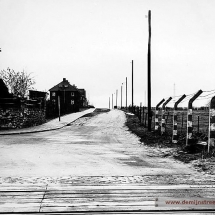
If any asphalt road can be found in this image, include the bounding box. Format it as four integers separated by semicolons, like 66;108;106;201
0;109;199;179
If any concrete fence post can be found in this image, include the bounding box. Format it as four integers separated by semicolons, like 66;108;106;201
155;99;165;131
172;94;186;143
186;90;203;146
208;96;215;153
161;97;172;135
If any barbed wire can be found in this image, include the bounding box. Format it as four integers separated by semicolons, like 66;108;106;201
198;91;215;98
179;95;195;104
172;94;185;98
196;97;214;101
203;89;215;93
160;89;215;105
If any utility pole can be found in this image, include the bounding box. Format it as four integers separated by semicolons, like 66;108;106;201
121;85;122;109
145;90;146;106
132;60;134;110
126;77;127;109
116;89;118;108
112;94;113;109
109;97;110;109
147;10;152;131
58;90;61;121
173;83;176;103
63;88;65;114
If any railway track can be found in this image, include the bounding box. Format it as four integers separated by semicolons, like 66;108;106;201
1;183;215;214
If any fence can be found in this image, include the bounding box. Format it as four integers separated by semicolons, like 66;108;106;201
128;103;213;154
130;107;209;135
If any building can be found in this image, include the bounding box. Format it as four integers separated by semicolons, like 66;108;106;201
49;78;86;114
78;89;88;107
0;79;13;98
29;90;47;100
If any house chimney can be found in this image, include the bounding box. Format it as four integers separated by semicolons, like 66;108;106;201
63;78;66;82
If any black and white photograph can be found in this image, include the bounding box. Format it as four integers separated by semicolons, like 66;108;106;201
0;0;215;214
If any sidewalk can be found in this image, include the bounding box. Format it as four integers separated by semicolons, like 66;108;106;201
0;108;95;135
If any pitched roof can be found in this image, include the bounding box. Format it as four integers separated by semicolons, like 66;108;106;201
0;78;13;98
49;78;78;92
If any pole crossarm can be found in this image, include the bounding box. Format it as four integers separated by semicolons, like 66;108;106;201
161;97;172;135
186;90;203;145
155;99;165;131
172;94;186;143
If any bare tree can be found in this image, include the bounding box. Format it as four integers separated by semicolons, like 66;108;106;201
0;68;35;98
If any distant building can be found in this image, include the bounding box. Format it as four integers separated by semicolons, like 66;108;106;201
29;90;47;100
29;90;47;109
49;78;87;114
78;89;88;107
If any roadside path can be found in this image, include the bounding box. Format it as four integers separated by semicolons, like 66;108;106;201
0;108;95;135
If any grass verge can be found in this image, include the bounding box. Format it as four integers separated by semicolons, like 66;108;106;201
125;112;215;174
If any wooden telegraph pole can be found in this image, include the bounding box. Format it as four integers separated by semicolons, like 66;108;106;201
132;60;134;111
112;94;113;109
147;10;152;131
116;89;118;108
121;84;123;109
126;77;127;109
58;90;61;121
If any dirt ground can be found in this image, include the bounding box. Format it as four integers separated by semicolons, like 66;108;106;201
0;109;207;185
125;112;215;175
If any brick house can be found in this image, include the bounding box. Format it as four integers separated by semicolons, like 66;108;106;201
78;89;88;107
49;78;86;114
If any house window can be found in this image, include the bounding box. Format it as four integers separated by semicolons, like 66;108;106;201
71;100;74;105
71;92;74;97
52;92;56;96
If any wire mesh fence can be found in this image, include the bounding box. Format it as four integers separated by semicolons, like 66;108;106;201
129;106;209;138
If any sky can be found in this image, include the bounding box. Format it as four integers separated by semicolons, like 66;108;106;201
0;0;215;108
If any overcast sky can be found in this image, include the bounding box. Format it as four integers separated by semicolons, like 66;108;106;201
0;0;215;108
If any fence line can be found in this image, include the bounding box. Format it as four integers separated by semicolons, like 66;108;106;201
127;88;215;154
129;106;210;146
